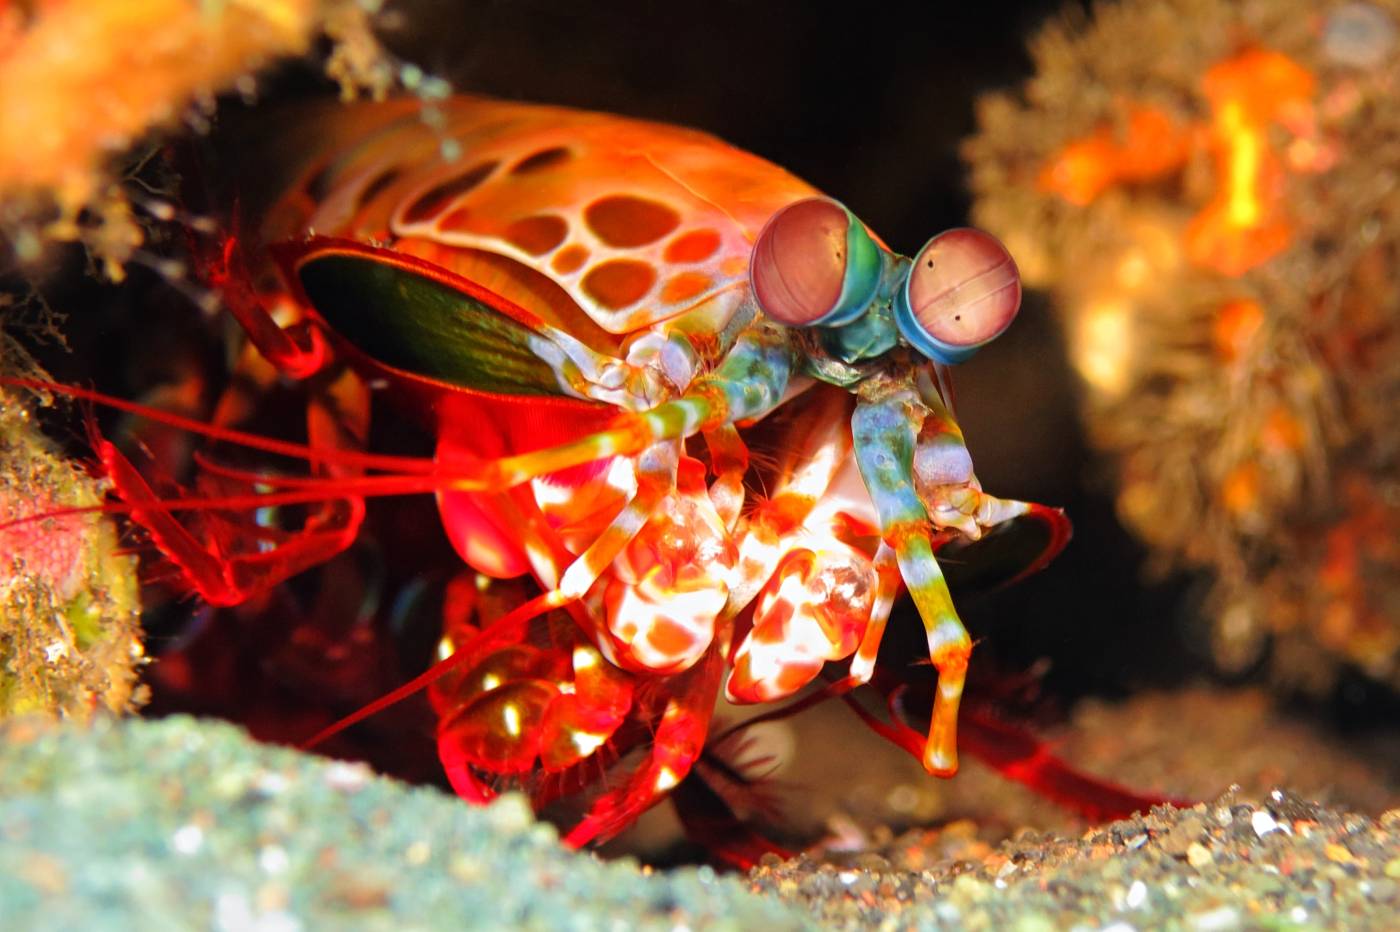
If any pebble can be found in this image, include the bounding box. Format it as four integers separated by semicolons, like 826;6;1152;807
1163;815;1206;855
1251;811;1281;838
751;787;1400;930
1325;843;1355;864
1187;905;1240;931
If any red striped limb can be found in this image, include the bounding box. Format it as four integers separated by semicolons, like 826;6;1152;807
97;439;366;606
79;360;373;607
304;441;730;756
702;424;748;531
432;606;635;797
591;446;734;676
723;387;907;705
203;233;328;381
712;543;899;736
844;679;1187;822
723;386;855;616
563;647;726;848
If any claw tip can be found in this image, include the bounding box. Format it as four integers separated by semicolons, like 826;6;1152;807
924;740;959;777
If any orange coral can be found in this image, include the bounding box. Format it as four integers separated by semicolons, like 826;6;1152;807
1038;49;1316;277
968;0;1400;692
0;0;397;276
1037;106;1189;206
0;0;319;209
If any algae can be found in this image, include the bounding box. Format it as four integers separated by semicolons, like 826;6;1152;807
0;392;145;719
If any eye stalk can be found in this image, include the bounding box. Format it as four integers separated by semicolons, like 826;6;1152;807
894;228;1021;364
750;197;883;328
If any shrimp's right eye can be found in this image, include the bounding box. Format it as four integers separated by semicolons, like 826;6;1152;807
895;227;1021;364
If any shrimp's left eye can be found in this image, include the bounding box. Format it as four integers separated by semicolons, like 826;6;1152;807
750;197;882;328
895;228;1021;364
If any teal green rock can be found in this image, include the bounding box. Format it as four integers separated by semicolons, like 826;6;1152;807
0;715;811;930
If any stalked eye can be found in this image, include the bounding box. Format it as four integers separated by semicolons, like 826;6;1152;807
750;197;882;328
895;228;1021;364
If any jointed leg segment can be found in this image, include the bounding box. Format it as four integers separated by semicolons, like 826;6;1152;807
853;390;972;776
461;325;796;493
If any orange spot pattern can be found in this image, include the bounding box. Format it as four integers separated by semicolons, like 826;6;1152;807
584;194;681;248
660;271;712;305
1185;49;1314;276
503;215;568;255
551;244;590;275
1260;407;1304;453
1317;478;1398;650
510;146;573;175
403;161;499;224
582;258;657;309
664;229;722;263
438;206;474;233
1220;462;1261;518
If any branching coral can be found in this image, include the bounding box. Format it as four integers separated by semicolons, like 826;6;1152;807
966;0;1400;692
